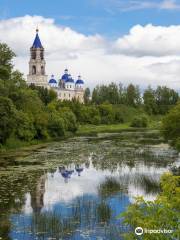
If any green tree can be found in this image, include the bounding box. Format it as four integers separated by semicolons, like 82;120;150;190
126;84;141;107
155;86;179;114
0;43;15;81
121;173;180;240
162;102;180;150
143;86;157;115
84;88;91;104
98;104;114;124
48;112;65;138
0;97;16;144
29;85;57;105
15;111;36;141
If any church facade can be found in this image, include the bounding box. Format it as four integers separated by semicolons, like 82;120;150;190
27;29;85;103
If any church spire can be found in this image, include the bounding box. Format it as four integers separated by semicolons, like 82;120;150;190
32;28;43;48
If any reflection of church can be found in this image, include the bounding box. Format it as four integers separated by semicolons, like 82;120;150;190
27;29;85;103
30;175;46;213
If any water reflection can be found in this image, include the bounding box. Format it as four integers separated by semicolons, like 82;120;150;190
0;131;179;239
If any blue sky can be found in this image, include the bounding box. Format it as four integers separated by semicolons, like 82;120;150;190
1;0;180;89
1;0;180;38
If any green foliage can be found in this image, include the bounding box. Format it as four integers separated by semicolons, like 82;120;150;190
0;97;16;144
59;107;78;133
15;111;36;141
30;84;57;105
0;43;15;81
84;87;91;104
162;102;180;150
144;86;179;115
98;103;114;124
126;84;141;107
143;86;158;115
48;113;65;138
121;173;180;240
130;115;148;128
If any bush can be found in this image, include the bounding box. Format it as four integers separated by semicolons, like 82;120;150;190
130;116;148;128
114;108;124;123
48;113;66;138
162;102;180;142
98;104;114;124
120;173;180;240
15;111;36;141
59;107;78;133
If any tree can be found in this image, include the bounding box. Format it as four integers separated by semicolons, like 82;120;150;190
15;111;36;141
0;43;15;81
120;173;180;240
155;86;179;114
0;97;16;144
48;113;65;138
84;88;91;104
98;104;114;124
29;85;57;105
126;84;141;107
143;86;157;115
162;102;180;150
59;107;78;133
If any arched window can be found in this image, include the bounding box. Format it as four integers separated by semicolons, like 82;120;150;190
41;66;44;75
32;66;36;75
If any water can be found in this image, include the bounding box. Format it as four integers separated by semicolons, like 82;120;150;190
0;130;179;240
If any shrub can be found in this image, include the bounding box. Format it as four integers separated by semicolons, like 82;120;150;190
15;111;36;141
48;113;65;137
130;116;148;128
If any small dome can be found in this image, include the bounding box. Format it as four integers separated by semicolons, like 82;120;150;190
76;76;84;84
61;69;69;80
49;75;57;84
76;80;84;84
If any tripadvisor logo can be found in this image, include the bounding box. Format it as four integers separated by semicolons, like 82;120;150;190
135;227;144;236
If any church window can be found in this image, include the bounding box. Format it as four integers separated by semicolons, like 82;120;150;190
32;66;36;75
31;50;36;59
41;66;44;74
40;50;44;60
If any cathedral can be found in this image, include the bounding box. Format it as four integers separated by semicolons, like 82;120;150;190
27;29;85;103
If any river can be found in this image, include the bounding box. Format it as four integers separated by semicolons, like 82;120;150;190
0;130;179;240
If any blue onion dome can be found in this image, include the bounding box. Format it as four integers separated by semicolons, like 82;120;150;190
76;75;84;84
61;69;69;81
66;74;75;83
49;74;57;84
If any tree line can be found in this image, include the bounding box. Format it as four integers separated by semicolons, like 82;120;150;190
89;83;179;115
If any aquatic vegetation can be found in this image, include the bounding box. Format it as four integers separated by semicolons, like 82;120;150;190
0;130;179;240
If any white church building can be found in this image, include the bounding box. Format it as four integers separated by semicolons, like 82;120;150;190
27;29;85;103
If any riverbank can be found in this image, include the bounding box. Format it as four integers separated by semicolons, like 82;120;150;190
0;118;162;155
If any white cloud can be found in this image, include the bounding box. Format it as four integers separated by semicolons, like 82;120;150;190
160;0;180;10
93;0;180;12
115;24;180;57
0;15;180;90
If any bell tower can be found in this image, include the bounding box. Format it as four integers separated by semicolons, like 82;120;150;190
27;29;48;87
